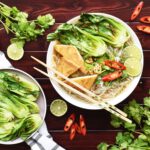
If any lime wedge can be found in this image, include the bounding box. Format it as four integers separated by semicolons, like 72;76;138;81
50;99;68;117
124;58;142;77
123;45;142;60
7;43;24;60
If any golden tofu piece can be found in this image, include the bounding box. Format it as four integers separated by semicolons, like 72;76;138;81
55;44;87;74
57;57;79;77
65;74;97;90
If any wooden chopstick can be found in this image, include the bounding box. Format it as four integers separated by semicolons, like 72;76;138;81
31;56;127;117
33;66;132;123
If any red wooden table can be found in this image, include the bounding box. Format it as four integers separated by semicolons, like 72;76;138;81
0;0;150;149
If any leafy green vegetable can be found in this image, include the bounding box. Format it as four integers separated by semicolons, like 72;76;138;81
0;2;55;57
0;71;42;141
97;90;150;150
47;23;107;57
0;108;14;123
20;114;42;140
97;143;109;150
0;92;29;118
0;71;40;101
78;13;130;47
144;97;150;108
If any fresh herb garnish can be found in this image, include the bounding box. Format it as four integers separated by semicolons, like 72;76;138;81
97;90;150;150
0;2;55;59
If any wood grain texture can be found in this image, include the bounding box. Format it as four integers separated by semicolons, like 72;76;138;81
0;0;150;150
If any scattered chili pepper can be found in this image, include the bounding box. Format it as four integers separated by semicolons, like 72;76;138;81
104;60;126;70
64;113;75;132
131;1;144;21
74;123;81;134
102;70;122;82
137;25;150;34
140;16;150;23
64;114;87;140
79;115;87;136
70;124;76;140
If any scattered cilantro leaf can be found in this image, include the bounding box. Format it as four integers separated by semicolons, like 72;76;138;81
144;97;150;108
97;143;109;150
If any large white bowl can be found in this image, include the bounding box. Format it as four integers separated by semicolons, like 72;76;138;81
47;13;143;110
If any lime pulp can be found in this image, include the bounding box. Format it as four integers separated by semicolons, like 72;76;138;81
50;99;68;117
124;58;142;77
7;43;24;61
123;45;142;60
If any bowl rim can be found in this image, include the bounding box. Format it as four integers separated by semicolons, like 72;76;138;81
47;13;144;110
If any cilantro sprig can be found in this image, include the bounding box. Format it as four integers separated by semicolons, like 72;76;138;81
0;2;55;59
97;91;150;150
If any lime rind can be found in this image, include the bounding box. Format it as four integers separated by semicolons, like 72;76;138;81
50;99;68;117
7;43;24;61
124;58;142;77
123;45;142;60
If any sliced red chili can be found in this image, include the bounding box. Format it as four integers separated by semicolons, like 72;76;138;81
104;60;126;70
137;25;150;34
102;70;122;82
74;123;81;134
131;1;144;21
79;115;87;136
70;124;76;140
140;16;150;23
64;114;75;132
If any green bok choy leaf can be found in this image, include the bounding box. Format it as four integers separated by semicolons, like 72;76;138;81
78;13;130;47
47;23;107;57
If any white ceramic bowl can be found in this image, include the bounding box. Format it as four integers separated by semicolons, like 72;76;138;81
47;13;143;110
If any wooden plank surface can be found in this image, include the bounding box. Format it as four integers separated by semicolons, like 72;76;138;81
0;0;150;150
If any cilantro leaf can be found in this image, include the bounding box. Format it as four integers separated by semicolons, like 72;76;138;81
144;97;150;108
124;100;143;125
97;142;109;150
110;114;123;128
116;132;134;149
124;122;136;132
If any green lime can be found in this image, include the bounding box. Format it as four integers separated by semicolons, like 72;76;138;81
7;43;24;60
123;45;142;60
50;99;68;117
124;58;142;77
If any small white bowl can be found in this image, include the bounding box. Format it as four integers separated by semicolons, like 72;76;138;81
47;13;143;110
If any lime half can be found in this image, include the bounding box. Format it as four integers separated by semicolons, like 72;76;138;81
123;45;142;60
50;99;68;117
124;58;142;77
7;43;24;60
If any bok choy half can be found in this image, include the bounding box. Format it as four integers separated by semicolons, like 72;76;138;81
0;71;42;141
78;13;130;47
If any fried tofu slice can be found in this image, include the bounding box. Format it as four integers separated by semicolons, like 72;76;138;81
57;57;79;77
65;74;97;90
55;45;87;74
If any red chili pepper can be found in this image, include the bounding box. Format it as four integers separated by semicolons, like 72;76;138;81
131;1;144;21
70;124;76;140
74;123;81;134
102;70;122;82
104;60;126;70
64;114;75;132
137;25;150;34
79;115;87;136
140;16;150;24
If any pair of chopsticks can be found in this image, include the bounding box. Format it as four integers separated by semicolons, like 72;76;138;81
31;56;132;123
